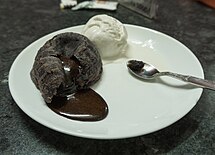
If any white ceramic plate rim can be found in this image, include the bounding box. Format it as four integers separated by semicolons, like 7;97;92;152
9;24;204;139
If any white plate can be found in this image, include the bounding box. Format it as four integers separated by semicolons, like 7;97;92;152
9;24;204;139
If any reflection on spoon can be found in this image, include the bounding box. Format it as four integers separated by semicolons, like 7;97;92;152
127;60;215;90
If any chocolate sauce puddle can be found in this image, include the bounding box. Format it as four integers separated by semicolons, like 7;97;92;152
47;88;108;121
47;55;108;121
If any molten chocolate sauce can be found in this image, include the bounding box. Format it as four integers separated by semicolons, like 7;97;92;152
47;88;108;121
47;55;108;121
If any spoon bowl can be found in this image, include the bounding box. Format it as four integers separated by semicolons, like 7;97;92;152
127;60;160;79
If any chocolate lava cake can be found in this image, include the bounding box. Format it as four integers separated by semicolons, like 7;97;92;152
30;32;102;103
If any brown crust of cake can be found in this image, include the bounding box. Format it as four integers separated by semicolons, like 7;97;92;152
30;32;102;103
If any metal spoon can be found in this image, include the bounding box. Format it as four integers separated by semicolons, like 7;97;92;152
127;60;215;90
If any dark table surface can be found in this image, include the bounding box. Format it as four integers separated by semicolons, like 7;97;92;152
1;0;215;154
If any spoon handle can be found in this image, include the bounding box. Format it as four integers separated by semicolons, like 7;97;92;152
187;76;215;90
164;72;215;90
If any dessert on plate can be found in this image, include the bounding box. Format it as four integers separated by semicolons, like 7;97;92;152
30;32;102;103
30;14;128;121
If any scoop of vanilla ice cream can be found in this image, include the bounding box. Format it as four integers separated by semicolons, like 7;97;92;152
82;14;128;59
